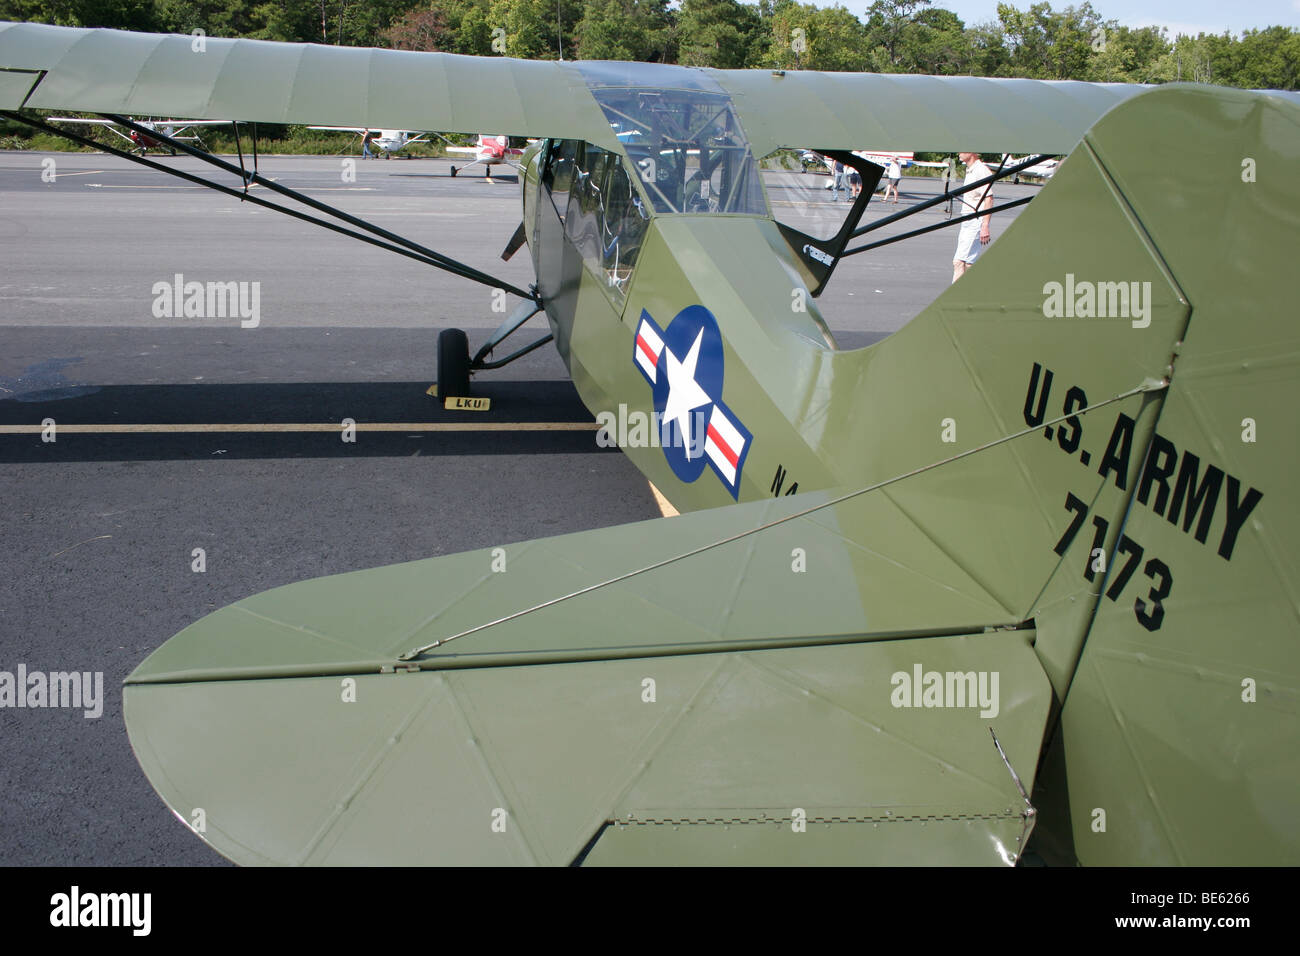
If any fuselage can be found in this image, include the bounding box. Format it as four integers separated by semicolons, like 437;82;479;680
516;87;852;514
476;134;519;166
521;142;827;510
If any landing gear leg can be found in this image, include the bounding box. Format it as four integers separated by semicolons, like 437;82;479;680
437;328;471;398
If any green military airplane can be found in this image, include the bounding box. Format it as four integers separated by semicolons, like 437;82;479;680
2;21;1296;866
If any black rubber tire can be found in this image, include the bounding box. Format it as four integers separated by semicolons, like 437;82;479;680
450;165;458;177
437;328;471;398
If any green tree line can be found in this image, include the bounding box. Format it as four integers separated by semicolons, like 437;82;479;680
1;0;1296;89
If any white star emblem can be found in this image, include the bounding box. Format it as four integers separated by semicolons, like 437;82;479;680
661;329;712;460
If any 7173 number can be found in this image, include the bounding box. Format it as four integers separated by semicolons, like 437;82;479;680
1053;492;1172;632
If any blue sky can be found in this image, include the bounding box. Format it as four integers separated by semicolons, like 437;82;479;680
824;0;1300;37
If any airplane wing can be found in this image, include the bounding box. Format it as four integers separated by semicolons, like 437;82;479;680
5;21;1299;157
45;115;140;145
713;71;1154;156
0;20;1201;157
0;21;626;150
47;116;228;127
855;152;951;170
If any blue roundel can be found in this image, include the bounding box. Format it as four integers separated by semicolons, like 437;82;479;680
651;305;725;484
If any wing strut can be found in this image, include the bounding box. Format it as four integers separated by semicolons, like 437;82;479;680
5;110;539;304
774;149;883;297
839;154;1050;258
470;298;550;371
232;118;258;193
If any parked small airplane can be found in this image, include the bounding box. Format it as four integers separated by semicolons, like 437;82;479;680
47;115;227;154
1001;153;1062;182
308;126;428;157
854;150;949;170
2;21;1297;868
442;133;525;180
801;149;949;176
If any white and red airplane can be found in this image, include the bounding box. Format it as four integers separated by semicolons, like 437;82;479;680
442;134;525;181
48;116;229;155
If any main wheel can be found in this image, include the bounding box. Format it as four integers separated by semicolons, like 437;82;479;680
437;328;471;398
450;165;458;177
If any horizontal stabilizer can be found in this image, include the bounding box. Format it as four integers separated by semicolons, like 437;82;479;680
124;486;1053;865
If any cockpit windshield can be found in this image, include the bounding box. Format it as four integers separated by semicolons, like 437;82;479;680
589;87;768;216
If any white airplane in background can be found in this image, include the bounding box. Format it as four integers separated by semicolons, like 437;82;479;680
1001;153;1061;182
442;134;525;181
308;126;428;157
802;149;949;172
854;150;949;170
799;148;950;186
48;116;229;154
798;149;951;195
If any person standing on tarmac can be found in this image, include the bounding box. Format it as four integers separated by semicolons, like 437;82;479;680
951;151;994;283
884;157;902;203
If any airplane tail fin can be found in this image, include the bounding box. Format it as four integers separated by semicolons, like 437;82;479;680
813;84;1300;863
1016;86;1299;864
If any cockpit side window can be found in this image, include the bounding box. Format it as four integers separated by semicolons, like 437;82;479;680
543;139;580;223
543;139;649;305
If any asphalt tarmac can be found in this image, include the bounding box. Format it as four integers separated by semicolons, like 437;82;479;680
0;151;1038;865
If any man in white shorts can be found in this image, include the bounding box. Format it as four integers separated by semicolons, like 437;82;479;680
952;151;994;283
884;158;902;203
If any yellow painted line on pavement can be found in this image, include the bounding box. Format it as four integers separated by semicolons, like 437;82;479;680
648;482;679;518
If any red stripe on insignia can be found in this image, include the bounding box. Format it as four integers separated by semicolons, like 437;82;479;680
636;335;658;365
706;423;738;467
